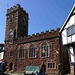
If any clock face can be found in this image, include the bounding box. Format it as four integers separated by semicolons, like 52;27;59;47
10;31;13;35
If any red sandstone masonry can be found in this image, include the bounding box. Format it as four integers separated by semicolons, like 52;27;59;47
4;29;61;75
4;4;62;75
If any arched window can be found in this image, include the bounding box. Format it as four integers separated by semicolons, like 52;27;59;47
19;46;25;59
10;50;13;57
29;44;35;58
10;15;13;23
22;17;26;25
41;42;49;57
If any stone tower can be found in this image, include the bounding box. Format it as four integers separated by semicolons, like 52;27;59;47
5;4;28;44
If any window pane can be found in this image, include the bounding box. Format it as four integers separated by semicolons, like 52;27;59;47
42;47;43;50
19;50;21;58
48;63;49;68
31;49;33;57
32;48;34;57
67;27;71;36
29;44;35;58
50;63;52;68
22;49;24;58
42;52;43;57
53;63;55;68
71;26;75;34
41;43;49;57
19;50;23;58
47;46;49;57
20;50;22;58
10;15;13;23
44;46;46;57
48;63;55;69
29;49;31;57
34;48;35;57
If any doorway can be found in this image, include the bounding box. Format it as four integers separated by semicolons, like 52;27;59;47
40;64;46;75
9;62;13;71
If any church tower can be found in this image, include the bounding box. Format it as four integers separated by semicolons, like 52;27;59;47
5;4;28;44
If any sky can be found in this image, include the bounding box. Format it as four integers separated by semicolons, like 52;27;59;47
0;0;75;43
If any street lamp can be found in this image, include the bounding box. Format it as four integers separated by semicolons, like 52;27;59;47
42;50;46;75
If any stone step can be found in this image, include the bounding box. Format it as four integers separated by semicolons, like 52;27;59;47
10;73;24;75
65;74;71;75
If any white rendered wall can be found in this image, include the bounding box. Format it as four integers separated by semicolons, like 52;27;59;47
72;34;75;42
62;15;75;45
0;52;4;60
62;30;67;45
69;46;75;63
67;37;72;43
70;16;75;25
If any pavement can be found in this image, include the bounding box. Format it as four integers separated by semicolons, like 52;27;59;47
0;72;24;75
0;72;9;75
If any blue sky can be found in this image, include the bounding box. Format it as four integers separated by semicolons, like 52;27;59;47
0;0;74;43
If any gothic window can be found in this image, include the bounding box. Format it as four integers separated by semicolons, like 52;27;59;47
10;51;13;57
9;31;14;44
9;30;16;44
10;15;13;23
19;46;25;59
29;44;35;58
22;17;26;25
48;62;56;69
41;42;49;57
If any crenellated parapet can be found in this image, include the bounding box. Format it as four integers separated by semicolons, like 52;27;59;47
5;28;60;42
17;28;60;42
6;4;28;17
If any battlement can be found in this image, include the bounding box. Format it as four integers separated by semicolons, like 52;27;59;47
7;4;28;15
17;28;60;41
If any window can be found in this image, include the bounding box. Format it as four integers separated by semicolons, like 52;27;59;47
19;46;25;59
22;17;26;25
5;54;7;58
71;26;75;34
9;30;15;44
48;62;56;69
41;42;49;57
67;25;75;36
10;15;13;23
29;44;35;58
10;51;13;57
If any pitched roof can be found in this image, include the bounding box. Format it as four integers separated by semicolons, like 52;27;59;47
59;4;75;33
